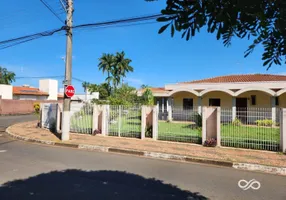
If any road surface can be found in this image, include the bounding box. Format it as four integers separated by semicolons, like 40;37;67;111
0;115;285;200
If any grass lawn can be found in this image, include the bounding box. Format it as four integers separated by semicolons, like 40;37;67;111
158;121;202;143
221;125;280;151
70;115;93;134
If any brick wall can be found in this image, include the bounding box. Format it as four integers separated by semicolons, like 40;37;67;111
0;99;62;115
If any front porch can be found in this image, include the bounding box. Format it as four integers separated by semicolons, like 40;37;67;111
155;89;284;124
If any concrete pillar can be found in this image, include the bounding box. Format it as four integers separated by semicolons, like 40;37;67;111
216;107;221;147
101;105;109;136
198;97;202;115
162;97;165;113
271;96;276;124
202;106;207;145
280;108;286;153
92;105;101;134
232;97;236;121
56;103;62;133
167;98;172;121
141;106;146;139
152;106;158;140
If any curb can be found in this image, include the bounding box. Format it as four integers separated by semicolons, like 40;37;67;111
5;126;286;176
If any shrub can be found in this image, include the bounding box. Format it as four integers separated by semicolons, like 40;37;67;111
33;103;41;125
204;138;217;147
195;113;202;127
255;119;274;127
232;118;242;126
145;125;153;138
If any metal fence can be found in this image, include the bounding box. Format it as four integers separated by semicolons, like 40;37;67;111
158;107;202;143
107;105;141;138
70;102;93;134
221;107;280;151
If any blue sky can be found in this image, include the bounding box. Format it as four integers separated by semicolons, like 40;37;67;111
0;0;285;93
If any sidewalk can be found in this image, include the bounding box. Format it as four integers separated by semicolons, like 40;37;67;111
8;121;286;169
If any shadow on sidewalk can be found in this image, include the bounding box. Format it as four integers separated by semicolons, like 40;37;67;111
0;169;208;200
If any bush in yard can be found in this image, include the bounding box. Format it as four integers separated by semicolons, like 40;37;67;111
33;103;40;127
204;138;217;147
255;119;274;127
232;118;242;126
145;125;153;138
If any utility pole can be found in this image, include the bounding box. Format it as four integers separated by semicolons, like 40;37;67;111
61;0;73;141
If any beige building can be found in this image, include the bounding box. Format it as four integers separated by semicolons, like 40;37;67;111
138;74;286;122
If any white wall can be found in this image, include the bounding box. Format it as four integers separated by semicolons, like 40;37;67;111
39;79;58;100
13;95;48;100
0;84;13;99
72;92;99;102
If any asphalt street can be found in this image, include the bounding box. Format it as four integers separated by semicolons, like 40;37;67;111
0;115;285;200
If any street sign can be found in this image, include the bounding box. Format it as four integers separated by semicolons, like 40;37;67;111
65;85;75;98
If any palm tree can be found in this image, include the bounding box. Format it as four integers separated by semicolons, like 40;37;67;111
82;81;90;101
0;66;16;85
98;53;115;95
114;51;133;84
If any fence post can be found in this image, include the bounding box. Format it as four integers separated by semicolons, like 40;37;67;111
232;97;236;121
118;105;121;137
216;107;221;147
101;105;109;136
92;105;99;134
40;103;45;128
202;106;207;145
271;97;276;125
141;106;146;139
280;108;286;153
152;105;158;140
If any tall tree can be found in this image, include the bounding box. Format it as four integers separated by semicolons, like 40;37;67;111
98;53;114;94
141;84;150;89
147;0;286;69
114;51;133;84
0;66;15;85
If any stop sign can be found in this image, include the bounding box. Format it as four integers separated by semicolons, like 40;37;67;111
65;85;75;98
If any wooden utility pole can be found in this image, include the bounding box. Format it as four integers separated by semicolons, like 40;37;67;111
61;0;73;141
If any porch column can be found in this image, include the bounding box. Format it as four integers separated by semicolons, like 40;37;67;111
232;97;236;121
162;97;165;113
167;97;172;121
198;97;202;115
271;96;276;123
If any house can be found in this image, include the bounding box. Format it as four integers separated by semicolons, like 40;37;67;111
0;79;63;101
138;74;286;122
58;88;99;102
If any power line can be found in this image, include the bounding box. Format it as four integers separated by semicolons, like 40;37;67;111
15;76;64;79
40;0;65;23
0;13;163;50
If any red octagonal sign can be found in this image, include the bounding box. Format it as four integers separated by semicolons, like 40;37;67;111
65;85;75;98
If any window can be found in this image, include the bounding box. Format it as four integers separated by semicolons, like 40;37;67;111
209;98;221;106
251;95;256;105
183;98;193;110
275;97;279;106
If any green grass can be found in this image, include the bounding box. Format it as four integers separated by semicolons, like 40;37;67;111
70;115;93;134
158;121;202;143
221;124;280;151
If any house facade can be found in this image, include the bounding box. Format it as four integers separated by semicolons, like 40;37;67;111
138;74;286;122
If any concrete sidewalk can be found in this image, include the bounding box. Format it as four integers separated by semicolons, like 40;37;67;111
6;121;286;175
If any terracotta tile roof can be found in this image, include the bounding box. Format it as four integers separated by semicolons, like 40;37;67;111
139;87;168;93
182;74;286;84
13;86;49;96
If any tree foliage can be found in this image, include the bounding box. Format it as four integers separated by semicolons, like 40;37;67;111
107;84;140;105
98;51;133;90
147;0;286;69
141;88;154;105
0;66;15;85
88;83;110;100
82;81;90;93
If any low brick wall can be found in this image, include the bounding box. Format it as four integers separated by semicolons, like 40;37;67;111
0;99;62;115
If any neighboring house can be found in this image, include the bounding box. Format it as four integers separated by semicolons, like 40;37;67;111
0;79;63;101
138;74;286;122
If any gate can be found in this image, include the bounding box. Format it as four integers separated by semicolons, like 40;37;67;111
107;105;141;138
